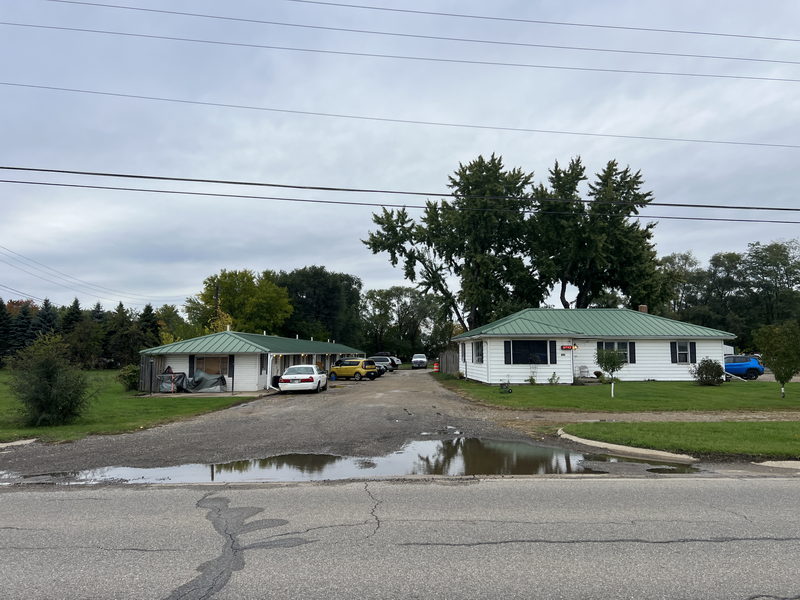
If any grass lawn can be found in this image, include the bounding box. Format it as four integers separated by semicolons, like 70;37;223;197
432;373;800;412
0;370;255;443
562;421;800;459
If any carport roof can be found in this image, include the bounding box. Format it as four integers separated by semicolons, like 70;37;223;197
452;308;734;340
140;330;364;355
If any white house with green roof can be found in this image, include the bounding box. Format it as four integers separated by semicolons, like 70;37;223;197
139;330;364;392
451;308;734;384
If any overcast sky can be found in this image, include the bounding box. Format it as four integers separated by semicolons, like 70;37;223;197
1;0;799;312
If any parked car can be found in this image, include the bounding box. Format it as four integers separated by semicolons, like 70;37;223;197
369;356;395;372
329;358;378;381
390;356;403;368
278;365;328;393
724;355;765;380
411;354;428;369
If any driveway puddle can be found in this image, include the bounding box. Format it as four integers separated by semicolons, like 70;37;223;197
21;438;698;484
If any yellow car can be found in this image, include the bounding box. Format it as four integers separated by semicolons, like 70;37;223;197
329;358;378;381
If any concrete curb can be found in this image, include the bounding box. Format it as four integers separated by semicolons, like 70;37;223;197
754;461;800;470
557;429;699;465
0;439;37;450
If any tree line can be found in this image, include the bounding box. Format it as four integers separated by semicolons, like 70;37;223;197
0;267;450;369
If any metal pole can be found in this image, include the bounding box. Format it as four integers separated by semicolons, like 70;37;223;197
148;359;154;396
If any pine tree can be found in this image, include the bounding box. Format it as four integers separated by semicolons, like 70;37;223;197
137;303;160;349
61;298;83;334
9;303;36;354
0;299;11;365
35;298;60;335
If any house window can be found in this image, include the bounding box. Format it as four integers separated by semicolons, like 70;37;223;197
195;355;228;375
510;340;548;364
472;341;484;364
676;341;690;363
461;343;466;361
670;341;696;364
600;341;629;363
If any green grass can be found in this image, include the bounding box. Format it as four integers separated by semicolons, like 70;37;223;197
563;421;800;459
0;370;255;443
432;373;800;412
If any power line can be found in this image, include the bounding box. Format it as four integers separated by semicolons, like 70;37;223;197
4;21;798;84
0;283;45;303
22;4;799;67
282;0;800;44
0;244;188;302
2;178;798;224
2;82;798;150
2;166;800;214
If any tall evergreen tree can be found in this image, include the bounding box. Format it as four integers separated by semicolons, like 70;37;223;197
137;303;161;349
0;299;11;365
9;303;36;354
35;298;60;335
61;298;83;334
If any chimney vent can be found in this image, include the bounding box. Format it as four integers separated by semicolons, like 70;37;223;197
638;304;648;313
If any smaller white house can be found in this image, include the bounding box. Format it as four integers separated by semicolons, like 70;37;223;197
451;308;734;384
139;330;364;392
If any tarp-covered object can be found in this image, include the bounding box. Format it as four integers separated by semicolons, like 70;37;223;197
158;372;189;393
187;370;227;393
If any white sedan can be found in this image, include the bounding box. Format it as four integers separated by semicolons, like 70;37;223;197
278;365;328;393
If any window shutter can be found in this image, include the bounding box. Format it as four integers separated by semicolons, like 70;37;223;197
504;341;511;364
689;342;697;363
188;355;195;377
629;342;636;364
670;342;678;364
229;355;235;377
549;340;557;364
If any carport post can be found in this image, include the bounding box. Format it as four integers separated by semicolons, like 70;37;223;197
148;358;154;396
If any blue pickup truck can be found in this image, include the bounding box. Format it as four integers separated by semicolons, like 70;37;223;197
724;355;765;380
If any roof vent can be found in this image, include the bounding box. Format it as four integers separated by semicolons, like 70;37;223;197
226;324;231;331
638;305;648;313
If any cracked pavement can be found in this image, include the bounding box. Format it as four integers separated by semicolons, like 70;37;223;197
1;478;800;599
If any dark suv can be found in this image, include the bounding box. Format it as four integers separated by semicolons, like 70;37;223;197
724;355;765;380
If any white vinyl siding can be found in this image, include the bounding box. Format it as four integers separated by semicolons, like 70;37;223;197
459;338;574;384
573;339;725;382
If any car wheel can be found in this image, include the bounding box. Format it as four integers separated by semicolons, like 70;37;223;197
315;382;321;393
745;369;759;380
353;372;363;381
368;372;376;380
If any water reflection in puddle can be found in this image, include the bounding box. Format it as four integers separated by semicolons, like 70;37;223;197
55;438;698;484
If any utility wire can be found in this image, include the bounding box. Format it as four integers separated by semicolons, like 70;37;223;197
4;22;798;84
2;82;798;150
2;178;798;224
282;0;800;44
21;4;799;67
0;283;45;302
0;243;188;302
2;166;800;213
0;256;155;305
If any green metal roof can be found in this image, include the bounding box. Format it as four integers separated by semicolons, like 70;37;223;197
452;308;734;340
140;330;364;356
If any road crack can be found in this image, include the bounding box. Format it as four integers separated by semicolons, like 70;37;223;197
364;482;381;538
164;491;312;600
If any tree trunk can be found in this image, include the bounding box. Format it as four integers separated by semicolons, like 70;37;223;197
560;279;570;309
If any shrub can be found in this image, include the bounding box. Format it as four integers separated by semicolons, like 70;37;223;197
691;358;725;386
8;334;90;426
527;375;536;385
548;372;560;385
117;364;140;391
593;371;603;379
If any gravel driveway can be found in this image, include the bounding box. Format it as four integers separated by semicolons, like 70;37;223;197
3;371;799;478
0;370;531;476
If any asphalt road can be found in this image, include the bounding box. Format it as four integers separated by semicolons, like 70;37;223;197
2;478;799;599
